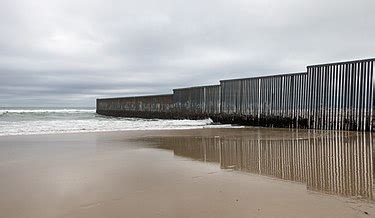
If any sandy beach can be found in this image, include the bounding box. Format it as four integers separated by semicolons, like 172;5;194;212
0;128;374;218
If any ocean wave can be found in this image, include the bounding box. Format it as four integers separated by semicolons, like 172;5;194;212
0;118;236;136
0;109;96;115
0;108;239;136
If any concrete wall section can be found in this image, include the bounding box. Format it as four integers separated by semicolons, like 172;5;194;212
96;94;174;119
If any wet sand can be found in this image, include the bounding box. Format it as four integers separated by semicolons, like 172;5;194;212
0;128;374;217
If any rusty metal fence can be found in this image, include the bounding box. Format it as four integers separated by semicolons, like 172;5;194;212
173;85;220;116
307;59;375;131
220;72;308;127
96;58;375;131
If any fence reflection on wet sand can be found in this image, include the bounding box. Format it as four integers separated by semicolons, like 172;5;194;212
155;131;374;200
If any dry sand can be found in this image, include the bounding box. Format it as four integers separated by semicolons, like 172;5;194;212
0;128;374;218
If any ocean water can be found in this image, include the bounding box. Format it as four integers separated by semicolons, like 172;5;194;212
0;107;231;136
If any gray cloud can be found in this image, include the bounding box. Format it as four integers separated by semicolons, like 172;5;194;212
0;0;374;107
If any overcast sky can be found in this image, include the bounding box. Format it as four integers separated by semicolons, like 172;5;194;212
0;0;374;107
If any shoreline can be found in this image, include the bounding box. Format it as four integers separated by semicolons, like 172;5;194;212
0;128;373;217
0;126;238;138
0;124;364;138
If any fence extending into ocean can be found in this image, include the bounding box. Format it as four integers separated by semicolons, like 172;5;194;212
96;58;375;131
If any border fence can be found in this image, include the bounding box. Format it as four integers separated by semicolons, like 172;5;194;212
96;94;174;119
96;58;375;131
173;85;221;119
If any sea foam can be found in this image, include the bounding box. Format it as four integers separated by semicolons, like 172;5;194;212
0;108;233;136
